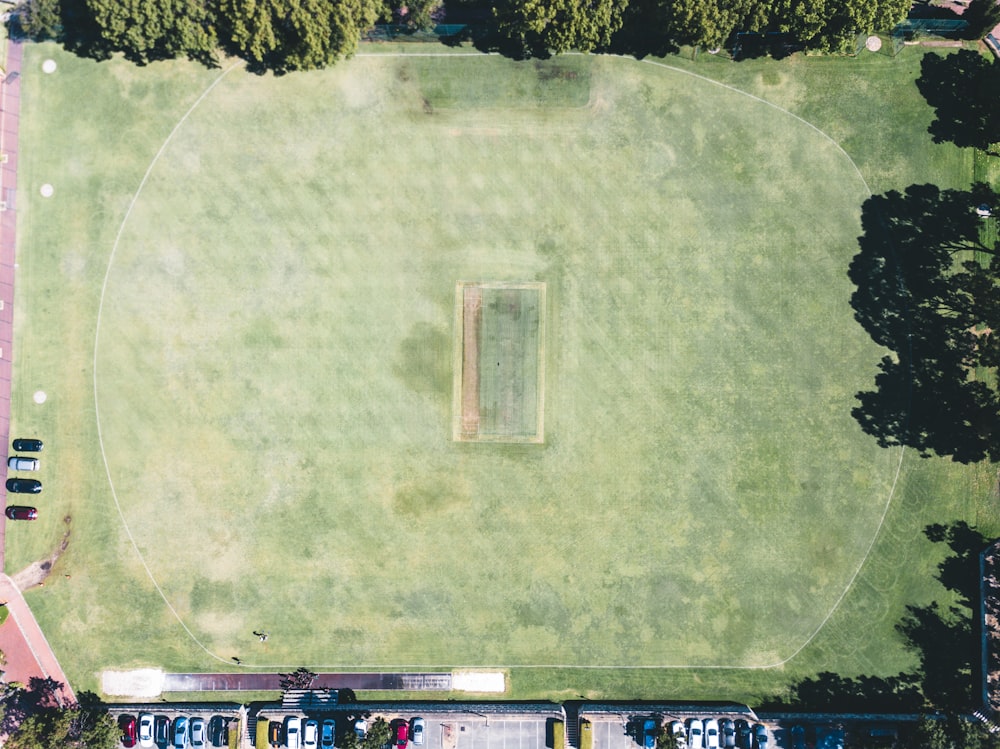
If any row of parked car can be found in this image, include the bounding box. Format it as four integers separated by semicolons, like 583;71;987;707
643;719;768;749
5;437;43;521
270;716;426;749
119;714;230;748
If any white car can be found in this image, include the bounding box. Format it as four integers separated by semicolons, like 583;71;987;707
304;720;318;749
411;718;425;747
138;714;154;748
704;720;719;749
669;722;685;749
191;718;206;749
7;456;38;471
688;720;704;749
287;717;302;749
354;719;368;739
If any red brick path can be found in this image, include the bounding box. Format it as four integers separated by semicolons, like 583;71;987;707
0;573;75;705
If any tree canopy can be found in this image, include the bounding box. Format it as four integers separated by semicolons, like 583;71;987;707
13;0;913;69
849;182;1000;463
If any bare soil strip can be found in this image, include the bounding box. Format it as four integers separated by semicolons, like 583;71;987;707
461;285;482;438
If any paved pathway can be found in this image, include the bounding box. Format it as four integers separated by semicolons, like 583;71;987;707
162;672;452;692
0;573;74;705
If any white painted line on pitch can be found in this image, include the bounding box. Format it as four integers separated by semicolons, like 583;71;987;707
93;61;244;666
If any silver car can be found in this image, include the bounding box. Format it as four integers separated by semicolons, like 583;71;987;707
7;456;38;471
411;718;425;747
191;718;206;748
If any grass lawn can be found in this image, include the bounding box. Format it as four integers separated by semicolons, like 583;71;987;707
8;42;993;702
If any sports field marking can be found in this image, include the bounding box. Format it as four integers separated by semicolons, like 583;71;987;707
93;61;245;666
453;282;546;443
88;52;902;672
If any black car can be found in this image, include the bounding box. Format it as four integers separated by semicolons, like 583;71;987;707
12;438;43;452
6;478;41;494
735;721;753;749
154;716;170;746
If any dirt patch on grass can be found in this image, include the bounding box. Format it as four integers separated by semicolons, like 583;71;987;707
11;517;71;591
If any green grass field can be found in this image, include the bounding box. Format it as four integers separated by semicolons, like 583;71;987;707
8;43;995;701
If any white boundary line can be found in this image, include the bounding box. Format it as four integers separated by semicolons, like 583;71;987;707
91;52;905;672
93;61;244;666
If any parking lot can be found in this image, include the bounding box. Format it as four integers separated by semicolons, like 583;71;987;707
254;712;559;749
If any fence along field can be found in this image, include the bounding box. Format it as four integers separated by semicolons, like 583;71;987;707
453;282;546;443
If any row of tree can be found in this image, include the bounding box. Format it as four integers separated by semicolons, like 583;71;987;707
494;0;913;58
16;0;386;72
18;0;997;72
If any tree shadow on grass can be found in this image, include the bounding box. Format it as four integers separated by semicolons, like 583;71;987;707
762;522;988;712
916;50;1000;154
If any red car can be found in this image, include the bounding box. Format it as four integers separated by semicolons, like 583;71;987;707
5;506;37;520
396;721;409;748
120;715;138;748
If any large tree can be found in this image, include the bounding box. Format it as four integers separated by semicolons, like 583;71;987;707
83;0;218;63
219;0;383;72
917;50;1000;154
849;182;1000;463
493;0;627;54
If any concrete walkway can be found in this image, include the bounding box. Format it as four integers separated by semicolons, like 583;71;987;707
0;573;74;705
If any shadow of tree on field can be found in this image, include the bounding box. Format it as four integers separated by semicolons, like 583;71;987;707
762;522;988;712
848;182;1000;464
916;51;1000;154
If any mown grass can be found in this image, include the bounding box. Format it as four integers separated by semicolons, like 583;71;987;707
8;42;989;704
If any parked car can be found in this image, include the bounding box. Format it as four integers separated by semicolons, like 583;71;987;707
668;722;685;749
721;720;735;749
643;720;656;749
411;718;425;747
120;715;137;748
269;720;282;747
154;716;170;746
287;717;302;749
753;725;768;749
209;716;228;748
688;720;704;749
191;717;206;748
354;719;368;739
174;716;190;749
12;438;43;452
5;506;37;520
790;726;805;749
7;456;38;471
138;713;154;748
6;478;41;493
396;721;409;748
321;719;336;749
705;719;720;749
304;720;319;749
735;721;752;749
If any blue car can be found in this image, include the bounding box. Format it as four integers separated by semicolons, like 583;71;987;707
175;716;190;748
643;720;657;749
